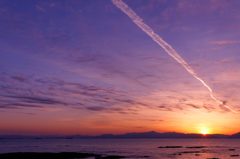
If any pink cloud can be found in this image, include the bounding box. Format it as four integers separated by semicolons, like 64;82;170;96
211;41;240;45
36;5;46;12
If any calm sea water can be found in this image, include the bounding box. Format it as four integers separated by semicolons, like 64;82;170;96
0;138;239;159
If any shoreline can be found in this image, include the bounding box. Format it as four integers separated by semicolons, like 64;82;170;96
0;152;127;159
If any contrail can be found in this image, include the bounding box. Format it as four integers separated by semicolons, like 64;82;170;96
111;0;237;113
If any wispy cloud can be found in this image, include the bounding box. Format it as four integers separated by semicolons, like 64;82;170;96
186;103;201;109
36;5;46;12
0;70;216;114
211;41;240;45
158;106;173;111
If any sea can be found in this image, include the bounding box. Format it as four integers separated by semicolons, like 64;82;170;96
0;138;239;159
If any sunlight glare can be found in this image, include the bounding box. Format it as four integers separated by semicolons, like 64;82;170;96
200;128;208;135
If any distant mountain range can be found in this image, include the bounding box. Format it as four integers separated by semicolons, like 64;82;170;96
1;131;240;139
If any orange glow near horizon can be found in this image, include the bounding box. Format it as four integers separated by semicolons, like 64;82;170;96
0;107;239;136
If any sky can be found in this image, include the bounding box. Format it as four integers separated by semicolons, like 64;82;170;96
0;0;240;136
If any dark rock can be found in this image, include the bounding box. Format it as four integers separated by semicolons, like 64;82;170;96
158;146;182;148
229;149;235;151
230;154;239;157
166;146;182;148
0;152;100;159
186;146;205;148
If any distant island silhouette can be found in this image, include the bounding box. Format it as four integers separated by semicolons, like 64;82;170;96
1;131;240;139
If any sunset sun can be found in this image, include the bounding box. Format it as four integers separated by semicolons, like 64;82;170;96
200;128;209;135
201;130;208;135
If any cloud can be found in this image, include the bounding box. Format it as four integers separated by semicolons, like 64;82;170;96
186;103;201;109
228;24;240;29
158;106;172;111
36;5;46;12
219;104;231;113
214;59;231;64
203;105;212;112
146;119;163;122
0;72;151;113
7;95;67;105
0;94;67;109
1;58;233;114
135;126;144;128
7;103;42;108
86;106;106;111
211;41;240;45
0;99;43;109
11;75;28;83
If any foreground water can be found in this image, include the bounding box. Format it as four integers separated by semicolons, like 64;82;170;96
0;138;239;159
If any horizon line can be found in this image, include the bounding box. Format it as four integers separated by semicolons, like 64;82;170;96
1;131;239;137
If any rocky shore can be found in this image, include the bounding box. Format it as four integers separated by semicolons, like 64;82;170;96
0;152;127;159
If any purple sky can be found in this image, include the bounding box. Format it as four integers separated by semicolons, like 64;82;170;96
0;0;240;135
